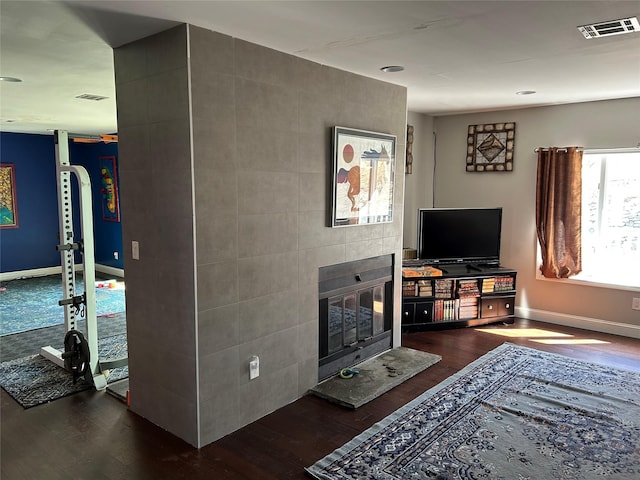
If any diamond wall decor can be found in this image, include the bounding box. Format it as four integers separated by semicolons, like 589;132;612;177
466;122;515;172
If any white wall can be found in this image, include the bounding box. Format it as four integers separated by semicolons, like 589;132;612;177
402;112;435;250
426;97;640;337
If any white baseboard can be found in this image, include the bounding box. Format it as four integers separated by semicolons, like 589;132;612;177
516;306;640;339
0;264;123;282
0;266;65;282
95;264;125;278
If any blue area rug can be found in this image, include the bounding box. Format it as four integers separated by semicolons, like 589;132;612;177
0;333;128;408
0;274;126;335
306;343;640;480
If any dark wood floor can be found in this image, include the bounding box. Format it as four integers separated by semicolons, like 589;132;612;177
2;318;640;479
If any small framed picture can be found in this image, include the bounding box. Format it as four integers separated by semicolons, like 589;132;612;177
99;156;120;222
0;164;19;228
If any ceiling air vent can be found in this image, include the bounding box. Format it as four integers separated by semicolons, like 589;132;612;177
75;93;109;101
578;17;640;39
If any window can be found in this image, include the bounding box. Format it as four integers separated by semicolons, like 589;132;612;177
576;149;640;288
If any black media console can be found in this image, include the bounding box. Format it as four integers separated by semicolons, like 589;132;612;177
401;262;517;330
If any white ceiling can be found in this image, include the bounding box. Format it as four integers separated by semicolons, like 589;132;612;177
1;0;639;136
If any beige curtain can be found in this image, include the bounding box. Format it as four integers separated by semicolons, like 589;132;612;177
535;147;583;278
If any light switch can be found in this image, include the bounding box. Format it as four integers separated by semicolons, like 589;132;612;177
249;355;259;380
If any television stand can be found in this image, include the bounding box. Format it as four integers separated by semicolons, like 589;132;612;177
401;261;517;330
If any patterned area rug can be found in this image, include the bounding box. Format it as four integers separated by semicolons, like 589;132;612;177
0;333;128;408
0;274;126;335
306;343;640;480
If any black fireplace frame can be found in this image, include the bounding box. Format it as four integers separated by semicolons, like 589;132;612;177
318;254;394;381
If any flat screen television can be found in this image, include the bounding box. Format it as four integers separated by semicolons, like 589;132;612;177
417;207;502;266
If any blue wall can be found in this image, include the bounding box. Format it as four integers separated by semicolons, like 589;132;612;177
0;132;123;273
72;141;123;269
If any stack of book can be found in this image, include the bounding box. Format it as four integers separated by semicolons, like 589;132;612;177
481;277;496;293
494;276;515;292
402;281;417;296
457;279;480;297
458;297;479;319
417;279;432;297
434;279;454;298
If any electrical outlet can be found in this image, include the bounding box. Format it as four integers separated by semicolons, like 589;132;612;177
632;297;640;311
113;251;119;260
132;241;139;260
249;355;259;380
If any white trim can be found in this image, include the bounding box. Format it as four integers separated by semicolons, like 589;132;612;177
516;306;640;339
0;266;63;282
186;24;201;449
0;264;123;283
535;271;640;292
583;147;640;154
96;264;125;278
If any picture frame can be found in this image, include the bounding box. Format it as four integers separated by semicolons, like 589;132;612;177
99;156;120;222
406;124;414;174
466;122;515;172
0;164;19;228
331;127;396;227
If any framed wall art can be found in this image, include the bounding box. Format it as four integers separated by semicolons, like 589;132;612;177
331;127;396;227
99;156;120;222
0;164;19;228
406;124;414;174
466;122;515;172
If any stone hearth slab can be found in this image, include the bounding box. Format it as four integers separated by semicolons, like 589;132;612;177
309;347;441;408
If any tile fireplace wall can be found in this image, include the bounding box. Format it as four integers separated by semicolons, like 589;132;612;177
114;24;407;447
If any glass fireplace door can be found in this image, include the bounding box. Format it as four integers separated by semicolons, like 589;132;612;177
327;287;383;355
